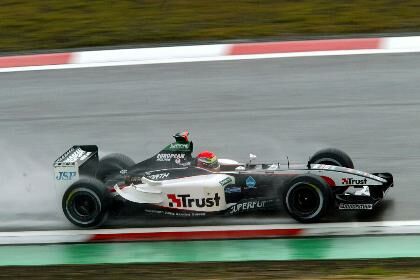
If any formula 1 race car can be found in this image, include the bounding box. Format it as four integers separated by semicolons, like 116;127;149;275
54;131;393;228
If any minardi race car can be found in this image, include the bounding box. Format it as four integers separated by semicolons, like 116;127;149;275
54;131;393;228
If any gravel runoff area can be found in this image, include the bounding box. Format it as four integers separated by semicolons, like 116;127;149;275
2;259;420;279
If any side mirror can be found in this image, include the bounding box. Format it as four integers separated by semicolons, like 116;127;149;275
248;153;257;166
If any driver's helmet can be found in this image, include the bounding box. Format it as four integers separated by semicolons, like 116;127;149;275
196;150;220;171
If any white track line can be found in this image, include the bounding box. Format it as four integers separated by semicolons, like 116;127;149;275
3;221;420;244
2;220;420;236
1;48;420;73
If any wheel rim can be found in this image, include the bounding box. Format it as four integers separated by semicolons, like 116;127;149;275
66;188;101;225
73;194;97;217
286;183;323;219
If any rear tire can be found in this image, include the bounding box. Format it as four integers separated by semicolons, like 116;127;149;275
62;178;109;228
283;174;331;223
309;148;354;169
96;153;135;182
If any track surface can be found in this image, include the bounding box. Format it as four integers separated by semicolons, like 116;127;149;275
1;53;420;230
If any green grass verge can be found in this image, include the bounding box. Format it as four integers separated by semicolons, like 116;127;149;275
1;1;420;52
2;259;420;279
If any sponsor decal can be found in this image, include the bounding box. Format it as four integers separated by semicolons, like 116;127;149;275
120;169;128;175
56;147;75;163
219;177;233;187
167;193;221;208
145;209;206;217
341;178;368;185
175;157;191;165
225;186;241;193
338;203;373;210
245;176;256;188
177;160;191;166
148;172;170;180
56;171;77;180
229;199;274;214
157;153;186;162
169;143;189;150
126;176;142;184
57;148;91;163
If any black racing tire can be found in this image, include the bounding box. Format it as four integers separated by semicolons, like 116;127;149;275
96;153;135;182
62;178;109;228
309;148;354;169
283;174;332;223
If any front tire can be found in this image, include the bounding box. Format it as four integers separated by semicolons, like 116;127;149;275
283;174;331;223
62;178;109;228
309;148;354;169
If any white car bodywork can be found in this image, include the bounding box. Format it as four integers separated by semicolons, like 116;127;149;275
115;173;234;212
113;163;387;212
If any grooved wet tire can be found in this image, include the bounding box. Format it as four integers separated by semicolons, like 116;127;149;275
283;174;332;223
62;178;109;228
96;153;135;182
309;148;354;169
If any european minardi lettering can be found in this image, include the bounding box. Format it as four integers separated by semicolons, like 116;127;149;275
157;153;185;161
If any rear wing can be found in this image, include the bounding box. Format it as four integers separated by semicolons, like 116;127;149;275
53;145;99;194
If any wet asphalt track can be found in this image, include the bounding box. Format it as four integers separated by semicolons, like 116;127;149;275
1;53;420;230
